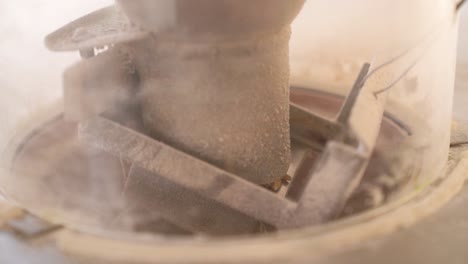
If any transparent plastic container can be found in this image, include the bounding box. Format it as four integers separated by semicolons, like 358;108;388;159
290;0;460;203
0;0;462;247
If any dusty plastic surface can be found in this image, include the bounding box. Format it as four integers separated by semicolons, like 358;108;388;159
291;0;460;202
0;0;461;238
0;2;466;264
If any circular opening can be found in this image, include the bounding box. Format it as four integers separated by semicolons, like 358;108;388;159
3;86;417;239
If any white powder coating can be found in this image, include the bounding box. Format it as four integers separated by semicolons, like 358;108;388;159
129;29;292;184
110;0;304;184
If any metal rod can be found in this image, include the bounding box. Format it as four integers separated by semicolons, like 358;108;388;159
337;63;371;124
457;0;466;11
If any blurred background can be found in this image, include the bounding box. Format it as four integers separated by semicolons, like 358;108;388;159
460;3;468;62
0;1;110;150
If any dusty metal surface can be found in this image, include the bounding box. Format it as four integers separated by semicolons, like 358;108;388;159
45;5;148;52
1;76;466;263
48;0;306;187
1;1;467;263
76;60;387;231
41;0;392;235
0;144;465;264
7;85;405;236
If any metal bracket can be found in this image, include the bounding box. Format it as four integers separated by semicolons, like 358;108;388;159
45;5;148;52
76;62;387;233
